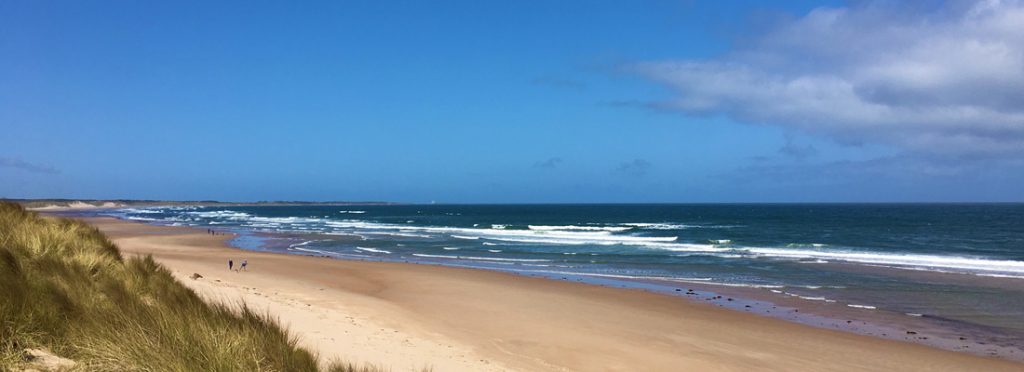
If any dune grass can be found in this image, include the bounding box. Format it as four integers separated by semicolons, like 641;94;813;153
0;202;341;371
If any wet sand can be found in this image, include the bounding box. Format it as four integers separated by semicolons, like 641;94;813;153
79;216;1023;371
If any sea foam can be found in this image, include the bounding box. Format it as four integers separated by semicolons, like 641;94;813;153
411;253;551;263
742;247;1024;274
355;247;392;254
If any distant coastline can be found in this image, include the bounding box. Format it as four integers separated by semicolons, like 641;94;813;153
3;198;402;210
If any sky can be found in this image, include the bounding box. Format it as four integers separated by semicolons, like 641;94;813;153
2;0;1023;203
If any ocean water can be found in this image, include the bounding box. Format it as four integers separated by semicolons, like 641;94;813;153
100;204;1024;354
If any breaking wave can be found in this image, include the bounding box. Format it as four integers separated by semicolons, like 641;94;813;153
109;207;1024;277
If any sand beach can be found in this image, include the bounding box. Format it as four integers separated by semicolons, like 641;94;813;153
76;216;1022;372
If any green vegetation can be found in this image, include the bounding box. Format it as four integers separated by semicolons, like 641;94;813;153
0;202;329;371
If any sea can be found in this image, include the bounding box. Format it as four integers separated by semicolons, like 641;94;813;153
92;203;1024;359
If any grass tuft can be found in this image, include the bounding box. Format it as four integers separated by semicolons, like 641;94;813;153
0;202;325;371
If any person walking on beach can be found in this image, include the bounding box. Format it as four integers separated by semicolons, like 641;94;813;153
228;259;233;271
240;259;247;271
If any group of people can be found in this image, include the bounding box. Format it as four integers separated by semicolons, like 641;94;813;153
228;259;248;272
208;229;246;272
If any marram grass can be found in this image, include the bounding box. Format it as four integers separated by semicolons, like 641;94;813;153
0;202;389;371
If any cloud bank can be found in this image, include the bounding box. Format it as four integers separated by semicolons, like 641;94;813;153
615;159;652;177
533;157;563;169
0;157;59;174
632;0;1024;157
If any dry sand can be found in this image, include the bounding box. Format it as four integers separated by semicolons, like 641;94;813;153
82;216;1023;372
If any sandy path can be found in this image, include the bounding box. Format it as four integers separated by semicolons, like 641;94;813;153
84;217;1023;372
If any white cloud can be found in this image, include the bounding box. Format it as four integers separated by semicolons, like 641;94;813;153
632;0;1024;157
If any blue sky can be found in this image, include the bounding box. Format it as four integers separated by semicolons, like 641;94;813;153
2;0;1023;203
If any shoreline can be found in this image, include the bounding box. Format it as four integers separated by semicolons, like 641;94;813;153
73;215;1022;371
196;219;1024;361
